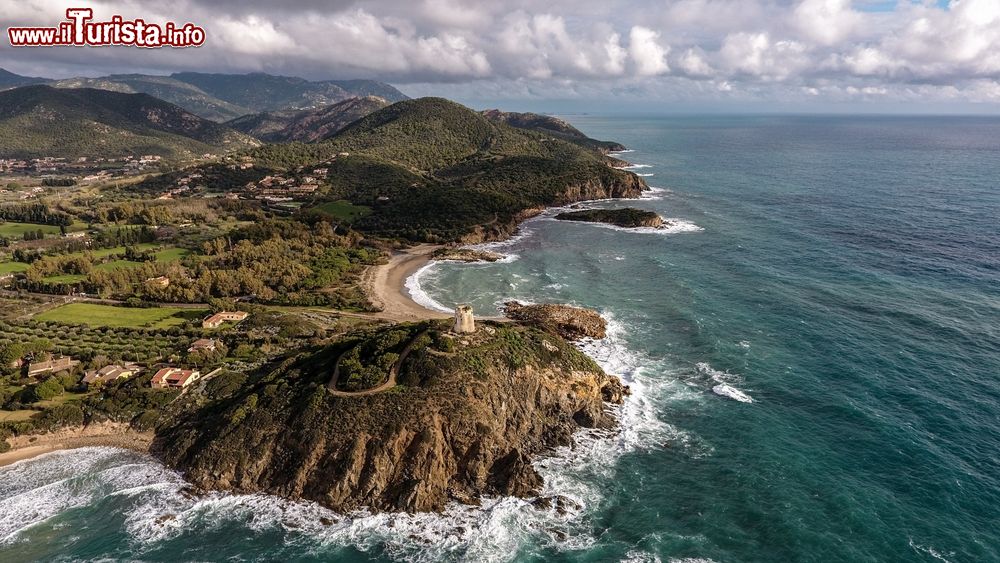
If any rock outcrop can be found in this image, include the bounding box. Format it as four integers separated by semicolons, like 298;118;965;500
154;321;626;513
432;247;505;262
554;207;664;229
458;172;647;244
502;302;607;340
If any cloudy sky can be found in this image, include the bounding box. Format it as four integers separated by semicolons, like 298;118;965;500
2;0;999;112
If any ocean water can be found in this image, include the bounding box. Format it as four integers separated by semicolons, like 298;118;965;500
2;116;999;562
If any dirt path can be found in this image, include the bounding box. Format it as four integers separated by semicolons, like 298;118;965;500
327;329;428;396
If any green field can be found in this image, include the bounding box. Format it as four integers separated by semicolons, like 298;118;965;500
314;200;372;222
0;261;28;274
0;222;62;237
154;247;190;262
83;243;158;259
35;303;207;328
85;248;190;273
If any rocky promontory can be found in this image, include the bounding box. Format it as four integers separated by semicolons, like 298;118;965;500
154;319;627;513
555;207;664;229
502;302;607;340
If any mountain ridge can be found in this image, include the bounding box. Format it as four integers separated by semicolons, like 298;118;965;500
0;85;259;159
0;68;407;122
226;96;391;142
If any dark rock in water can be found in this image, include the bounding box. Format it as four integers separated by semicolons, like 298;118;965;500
531;496;553;510
503;301;607;340
554;207;664;229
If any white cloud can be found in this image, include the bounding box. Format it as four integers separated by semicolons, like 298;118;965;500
628;26;669;76
1;0;999;105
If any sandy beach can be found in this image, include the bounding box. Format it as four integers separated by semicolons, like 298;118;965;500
0;422;153;468
363;244;452;322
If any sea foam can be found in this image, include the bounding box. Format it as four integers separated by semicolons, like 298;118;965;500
404;263;454;313
696;362;754;403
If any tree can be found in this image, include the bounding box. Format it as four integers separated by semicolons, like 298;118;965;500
29;378;64;402
0;343;24;369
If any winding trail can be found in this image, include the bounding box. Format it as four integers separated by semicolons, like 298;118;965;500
327;329;428;396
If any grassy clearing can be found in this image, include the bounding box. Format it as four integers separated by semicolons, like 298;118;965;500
0;409;36;422
82;243;158;259
35;303;207;328
34;391;90;409
154;247;190;262
314;200;372;222
0;261;28;274
0;222;62;237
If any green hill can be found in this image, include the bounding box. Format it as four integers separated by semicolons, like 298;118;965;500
249;97;646;240
0;85;259;159
171;72;408;114
51;74;248;122
227;96;390;142
481;109;626;152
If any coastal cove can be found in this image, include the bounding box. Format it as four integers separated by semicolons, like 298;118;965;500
2;115;999;562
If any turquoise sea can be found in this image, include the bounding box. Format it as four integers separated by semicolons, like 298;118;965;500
2;116;998;562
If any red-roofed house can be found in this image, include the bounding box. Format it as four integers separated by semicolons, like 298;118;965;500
150;368;201;389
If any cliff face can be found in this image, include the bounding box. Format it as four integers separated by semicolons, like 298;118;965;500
155;321;627;513
458;169;647;244
553;169;647;203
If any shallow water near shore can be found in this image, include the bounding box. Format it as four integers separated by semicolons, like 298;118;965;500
2;115;999;562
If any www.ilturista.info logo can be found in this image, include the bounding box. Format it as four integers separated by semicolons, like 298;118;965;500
8;8;205;48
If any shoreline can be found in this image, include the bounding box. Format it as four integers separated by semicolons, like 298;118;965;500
0;422;153;468
363;243;452;322
369;187;651;321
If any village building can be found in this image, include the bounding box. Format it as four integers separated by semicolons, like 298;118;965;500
146;275;170;288
83;365;137;386
26;356;79;377
188;338;217;353
150;368;201;389
202;311;249;329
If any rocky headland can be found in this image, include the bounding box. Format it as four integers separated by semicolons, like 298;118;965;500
154;318;628;513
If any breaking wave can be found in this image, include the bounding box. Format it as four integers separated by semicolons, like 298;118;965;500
0;313;703;562
404;263;454;313
696;362;754;403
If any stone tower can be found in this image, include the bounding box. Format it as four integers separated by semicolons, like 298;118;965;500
453;305;475;333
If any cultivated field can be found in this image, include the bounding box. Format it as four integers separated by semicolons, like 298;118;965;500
34;303;206;329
